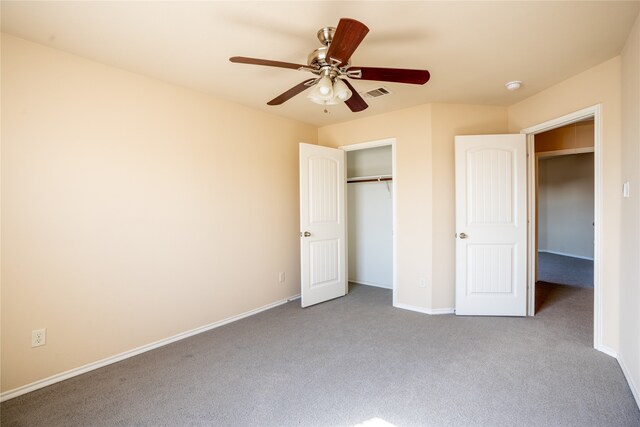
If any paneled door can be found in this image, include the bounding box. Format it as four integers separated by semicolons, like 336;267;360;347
299;143;347;307
455;135;527;316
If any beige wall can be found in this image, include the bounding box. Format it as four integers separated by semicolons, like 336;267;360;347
508;57;622;351
619;13;640;405
318;104;507;311
1;34;317;392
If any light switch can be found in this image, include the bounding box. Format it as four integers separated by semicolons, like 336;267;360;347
623;181;630;198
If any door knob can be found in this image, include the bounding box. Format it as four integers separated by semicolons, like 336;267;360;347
303;231;311;237
459;232;468;239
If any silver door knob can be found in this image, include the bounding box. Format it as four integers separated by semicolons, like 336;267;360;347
459;232;468;239
303;231;311;237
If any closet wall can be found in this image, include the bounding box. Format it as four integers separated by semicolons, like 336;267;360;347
536;120;595;260
347;146;393;289
538;153;595;259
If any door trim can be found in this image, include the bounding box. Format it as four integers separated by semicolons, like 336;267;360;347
520;104;603;352
340;138;397;306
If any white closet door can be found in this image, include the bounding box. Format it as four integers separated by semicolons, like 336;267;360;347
299;143;347;307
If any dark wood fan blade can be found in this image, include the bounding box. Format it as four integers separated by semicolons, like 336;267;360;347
267;79;316;105
230;56;307;70
349;67;430;85
325;18;369;66
342;80;368;112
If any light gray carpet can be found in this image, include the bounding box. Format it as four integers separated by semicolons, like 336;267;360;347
538;251;594;288
2;283;638;427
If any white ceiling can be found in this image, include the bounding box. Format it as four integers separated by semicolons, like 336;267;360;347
2;1;639;127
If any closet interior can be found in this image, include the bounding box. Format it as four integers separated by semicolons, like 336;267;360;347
346;145;393;290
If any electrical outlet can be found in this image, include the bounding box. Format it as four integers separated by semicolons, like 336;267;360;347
419;278;427;288
32;328;46;347
279;272;286;283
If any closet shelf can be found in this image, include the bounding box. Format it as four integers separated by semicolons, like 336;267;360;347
347;174;392;184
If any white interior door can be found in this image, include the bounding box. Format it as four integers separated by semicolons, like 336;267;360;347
455;134;527;316
299;143;347;307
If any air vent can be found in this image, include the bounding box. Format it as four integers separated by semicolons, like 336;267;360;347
361;87;392;99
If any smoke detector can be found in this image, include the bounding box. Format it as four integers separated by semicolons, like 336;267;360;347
505;81;523;91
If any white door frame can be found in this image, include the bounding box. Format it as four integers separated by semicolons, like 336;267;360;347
520;104;602;351
340;138;397;306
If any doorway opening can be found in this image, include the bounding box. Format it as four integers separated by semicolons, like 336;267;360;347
534;121;595;325
522;105;604;352
341;139;397;305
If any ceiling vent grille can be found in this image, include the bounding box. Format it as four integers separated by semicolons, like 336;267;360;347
361;87;391;99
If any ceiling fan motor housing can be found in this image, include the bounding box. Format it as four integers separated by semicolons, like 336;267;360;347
309;27;351;72
308;47;350;73
307;46;328;68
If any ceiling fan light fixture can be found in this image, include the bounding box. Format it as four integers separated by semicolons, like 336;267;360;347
333;79;352;101
307;78;352;105
307;83;337;104
317;75;333;96
307;92;340;106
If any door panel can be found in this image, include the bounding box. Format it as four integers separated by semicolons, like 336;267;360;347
309;239;340;287
455;134;527;316
300;143;346;307
309;157;339;224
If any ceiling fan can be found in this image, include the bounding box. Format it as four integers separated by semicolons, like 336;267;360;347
229;18;430;112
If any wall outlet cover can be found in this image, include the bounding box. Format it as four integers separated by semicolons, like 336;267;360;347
32;328;46;347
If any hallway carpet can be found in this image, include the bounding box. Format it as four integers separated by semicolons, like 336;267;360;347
2;284;638;426
538;251;594;288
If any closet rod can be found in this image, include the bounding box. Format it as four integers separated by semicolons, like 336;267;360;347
347;177;393;184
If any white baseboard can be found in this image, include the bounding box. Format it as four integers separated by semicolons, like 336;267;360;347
0;295;297;403
597;344;618;358
538;249;594;261
349;280;393;290
618;354;640;409
428;307;456;315
394;302;455;315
